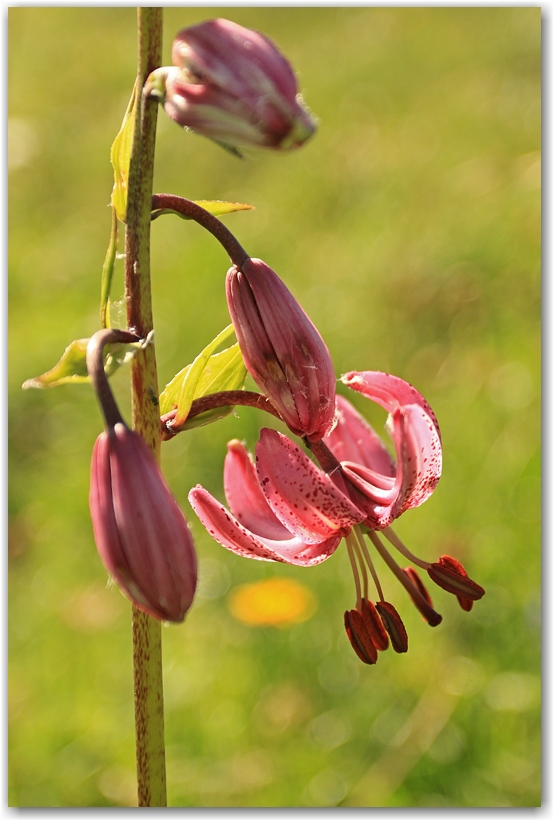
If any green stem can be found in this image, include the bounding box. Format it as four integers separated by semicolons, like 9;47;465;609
99;206;118;329
124;8;166;808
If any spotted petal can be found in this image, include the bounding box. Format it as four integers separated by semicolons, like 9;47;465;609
255;428;366;542
188;485;341;567
338;372;442;526
342;371;441;440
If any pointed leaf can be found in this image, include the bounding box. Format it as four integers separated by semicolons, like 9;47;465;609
110;82;138;223
22;332;153;389
151;199;253;222
159;326;247;426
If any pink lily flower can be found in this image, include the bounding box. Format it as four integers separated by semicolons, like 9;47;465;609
147;18;316;152
188;430;366;567
190;375;484;665
226;257;336;441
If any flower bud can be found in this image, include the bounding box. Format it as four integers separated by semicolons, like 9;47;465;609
226;258;336;441
150;18;316;152
90;423;197;622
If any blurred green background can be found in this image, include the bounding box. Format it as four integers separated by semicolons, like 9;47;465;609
8;6;540;808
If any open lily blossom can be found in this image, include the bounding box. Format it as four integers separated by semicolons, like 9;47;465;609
226;258;336;441
149;18;316;151
189;431;365;567
189;383;484;664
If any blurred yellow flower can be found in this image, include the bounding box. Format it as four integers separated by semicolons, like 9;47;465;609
227;577;317;627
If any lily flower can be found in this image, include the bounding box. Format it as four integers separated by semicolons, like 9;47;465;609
188;430;366;567
87;330;197;622
146;18;316;152
226;257;336;441
189;375;484;665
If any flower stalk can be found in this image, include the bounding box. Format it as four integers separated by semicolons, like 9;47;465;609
125;7;166;808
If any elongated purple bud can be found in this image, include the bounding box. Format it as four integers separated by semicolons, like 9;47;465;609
87;330;197;622
90;424;197;622
226;258;336;441
148;18;316;152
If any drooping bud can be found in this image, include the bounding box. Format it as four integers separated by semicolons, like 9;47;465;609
87;329;197;622
375;601;409;653
148;18;316;152
344;609;378;664
226;258;336;441
427;555;485;610
360;598;389;651
90;424;197;622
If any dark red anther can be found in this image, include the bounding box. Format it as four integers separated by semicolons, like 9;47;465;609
427;555;485;610
403;566;443;627
360;598;389;651
344;609;378;665
375;601;409;654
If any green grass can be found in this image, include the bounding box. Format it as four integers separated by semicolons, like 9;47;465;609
8;7;540;807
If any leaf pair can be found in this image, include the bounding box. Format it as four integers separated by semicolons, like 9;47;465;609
159;325;247;431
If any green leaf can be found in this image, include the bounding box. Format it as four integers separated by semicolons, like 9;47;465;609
22;332;154;390
110;82;138;223
151;199;253;222
159;326;247;427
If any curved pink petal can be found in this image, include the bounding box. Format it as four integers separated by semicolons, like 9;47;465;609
223;439;293;541
389;403;442;516
255;429;366;542
345;403;442;529
342;371;441;442
188;485;341;567
325;395;396;477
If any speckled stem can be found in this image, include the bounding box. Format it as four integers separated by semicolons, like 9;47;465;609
125;8;166;808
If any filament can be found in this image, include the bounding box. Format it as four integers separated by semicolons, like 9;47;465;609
345;533;363;610
354;525;385;602
368;530;437;619
382;527;430;569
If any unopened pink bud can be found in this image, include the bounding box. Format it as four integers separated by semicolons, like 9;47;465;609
226;257;336;441
90;423;197;622
150;18;316;151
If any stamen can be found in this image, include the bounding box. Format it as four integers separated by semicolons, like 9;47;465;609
360;598;389;651
354;526;385;602
352;537;369;601
381;527;430;570
367;531;442;627
345;533;363;611
375;601;409;653
344;609;378;665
